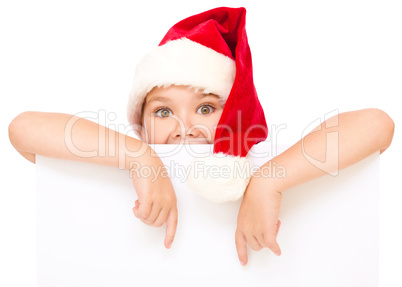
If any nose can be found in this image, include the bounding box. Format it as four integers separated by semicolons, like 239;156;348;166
171;114;201;141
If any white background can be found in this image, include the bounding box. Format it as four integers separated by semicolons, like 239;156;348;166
1;0;401;286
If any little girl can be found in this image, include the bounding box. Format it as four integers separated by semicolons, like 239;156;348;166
8;7;394;266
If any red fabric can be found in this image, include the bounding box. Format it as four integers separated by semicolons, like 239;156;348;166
160;7;268;157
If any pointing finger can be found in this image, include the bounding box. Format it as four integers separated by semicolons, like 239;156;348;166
235;229;248;266
164;207;178;249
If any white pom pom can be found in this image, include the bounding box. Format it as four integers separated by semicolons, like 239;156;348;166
186;152;254;203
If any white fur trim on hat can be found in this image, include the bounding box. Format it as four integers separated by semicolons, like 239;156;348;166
186;152;254;203
127;37;236;138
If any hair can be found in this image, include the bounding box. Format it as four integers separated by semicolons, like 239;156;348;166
140;100;146;127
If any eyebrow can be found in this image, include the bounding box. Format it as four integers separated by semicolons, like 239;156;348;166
146;96;172;104
146;93;220;104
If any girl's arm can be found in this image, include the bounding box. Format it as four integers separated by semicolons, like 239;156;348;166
8;111;178;249
235;108;395;266
262;108;394;193
8;111;149;169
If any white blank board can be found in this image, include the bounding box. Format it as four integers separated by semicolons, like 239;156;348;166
36;142;379;287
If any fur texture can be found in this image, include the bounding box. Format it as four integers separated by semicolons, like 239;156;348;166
186;152;254;203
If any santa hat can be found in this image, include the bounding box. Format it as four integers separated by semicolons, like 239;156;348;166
127;7;268;203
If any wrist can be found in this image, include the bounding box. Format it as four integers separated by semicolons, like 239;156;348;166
250;160;287;194
122;139;161;171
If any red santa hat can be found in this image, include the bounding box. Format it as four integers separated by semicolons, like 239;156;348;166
127;7;268;203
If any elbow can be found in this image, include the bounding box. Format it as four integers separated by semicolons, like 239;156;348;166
9;112;24;148
369;108;395;153
9;111;36;153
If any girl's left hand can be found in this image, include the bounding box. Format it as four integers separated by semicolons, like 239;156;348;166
235;173;283;266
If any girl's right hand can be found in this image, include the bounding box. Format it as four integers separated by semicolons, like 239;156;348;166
130;156;178;249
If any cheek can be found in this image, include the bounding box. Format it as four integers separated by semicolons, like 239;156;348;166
202;112;223;138
211;109;223;126
143;117;173;144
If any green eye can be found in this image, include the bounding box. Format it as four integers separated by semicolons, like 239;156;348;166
155;108;172;118
197;105;215;115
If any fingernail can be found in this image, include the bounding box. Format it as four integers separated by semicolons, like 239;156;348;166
275;251;281;256
167;242;172;249
240;260;246;266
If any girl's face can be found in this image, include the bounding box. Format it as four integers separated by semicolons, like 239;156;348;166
140;85;225;144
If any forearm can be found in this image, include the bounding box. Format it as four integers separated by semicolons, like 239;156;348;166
8;111;156;170
258;108;394;193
